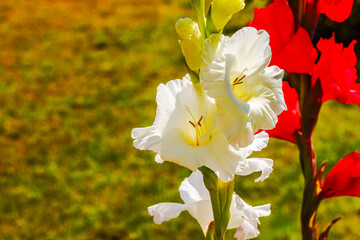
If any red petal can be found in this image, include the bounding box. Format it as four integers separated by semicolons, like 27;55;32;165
320;0;354;22
273;27;317;74
249;1;294;54
267;81;301;143
322;152;360;199
313;34;359;106
249;1;317;74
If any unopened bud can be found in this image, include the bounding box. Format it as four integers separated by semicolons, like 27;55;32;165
175;18;201;41
211;0;245;30
175;18;202;71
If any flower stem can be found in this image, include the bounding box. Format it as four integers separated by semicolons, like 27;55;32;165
191;0;207;40
297;133;318;240
200;167;234;240
297;74;323;240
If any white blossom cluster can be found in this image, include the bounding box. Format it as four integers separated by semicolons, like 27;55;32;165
131;8;286;239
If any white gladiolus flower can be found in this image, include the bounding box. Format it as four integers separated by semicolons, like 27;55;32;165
201;27;287;147
132;75;273;182
132;75;243;181
148;171;271;239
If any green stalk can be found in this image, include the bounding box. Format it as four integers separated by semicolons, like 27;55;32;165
297;133;318;240
298;74;317;184
288;0;322;237
297;74;323;240
288;0;304;27
302;0;320;39
200;167;234;240
191;0;207;40
209;188;225;239
218;180;234;235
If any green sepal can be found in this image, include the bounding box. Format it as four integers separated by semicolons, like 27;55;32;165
185;61;200;84
199;166;218;191
218;179;234;233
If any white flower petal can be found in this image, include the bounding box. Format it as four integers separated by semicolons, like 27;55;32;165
202;34;228;66
223;27;271;78
132;126;161;152
245;203;271;220
179;170;210;204
132;75;192;152
235;195;271;219
148;172;213;234
234;219;260;240
201;128;247;182
240;131;269;155
247;86;278;131
228;194;245;229
257;66;286;115
186;200;214;234
155;154;164;163
159;128;208;171
236;158;273;182
232;195;270;239
215;111;254;148
155;76;192;131
229;194;270;240
201;54;250;115
246;66;286;131
148;202;186;224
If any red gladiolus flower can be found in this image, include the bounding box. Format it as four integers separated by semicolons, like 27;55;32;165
319;0;354;22
313;34;360;107
322;152;360;199
249;0;317;74
267;81;301;143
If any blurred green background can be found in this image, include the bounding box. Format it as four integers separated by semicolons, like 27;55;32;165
0;0;359;239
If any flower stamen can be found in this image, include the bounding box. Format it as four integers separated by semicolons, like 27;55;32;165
189;121;196;128
184;105;204;146
233;75;245;85
197;115;203;127
232;68;248;87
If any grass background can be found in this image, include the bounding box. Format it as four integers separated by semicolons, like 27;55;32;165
0;0;359;239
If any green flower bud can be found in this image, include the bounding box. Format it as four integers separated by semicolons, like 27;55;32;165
175;18;201;41
211;0;245;30
175;18;202;71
